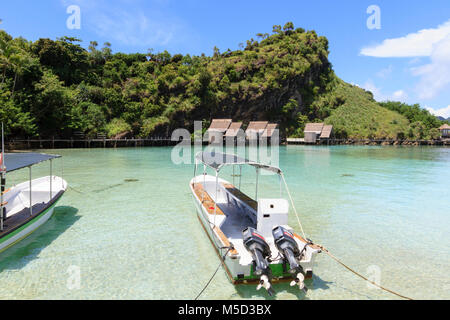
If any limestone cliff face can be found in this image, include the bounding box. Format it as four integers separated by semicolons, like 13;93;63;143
154;27;410;140
162;30;333;136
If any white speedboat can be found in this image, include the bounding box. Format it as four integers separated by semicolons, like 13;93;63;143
190;151;321;296
0;128;67;252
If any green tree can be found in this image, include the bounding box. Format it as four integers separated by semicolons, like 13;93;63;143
10;50;36;96
33;70;73;136
272;25;283;35
0;26;430;141
106;118;132;138
101;42;112;61
33;37;89;85
0;33;14;87
213;46;220;58
283;22;294;33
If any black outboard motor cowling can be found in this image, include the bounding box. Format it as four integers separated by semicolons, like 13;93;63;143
272;226;308;293
242;227;275;296
272;226;303;275
242;227;272;276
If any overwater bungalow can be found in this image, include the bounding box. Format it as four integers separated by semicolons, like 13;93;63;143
207;119;232;144
304;123;333;143
439;124;450;139
224;122;244;145
320;125;333;140
261;123;279;143
245;121;268;140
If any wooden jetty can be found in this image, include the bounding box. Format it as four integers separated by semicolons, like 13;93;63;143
286;138;450;146
6;137;180;150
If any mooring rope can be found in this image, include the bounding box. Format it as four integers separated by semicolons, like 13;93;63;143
194;246;233;300
279;175;412;300
281;173;307;240
68;186;85;194
68;179;140;195
315;244;414;300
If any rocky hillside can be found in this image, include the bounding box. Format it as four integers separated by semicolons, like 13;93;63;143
0;23;446;139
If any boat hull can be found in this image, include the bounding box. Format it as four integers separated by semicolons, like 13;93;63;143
0;178;66;254
0;201;60;253
190;177;318;284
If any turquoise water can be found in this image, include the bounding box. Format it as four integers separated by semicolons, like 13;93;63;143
0;145;449;300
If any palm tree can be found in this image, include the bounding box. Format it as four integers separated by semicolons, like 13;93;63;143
256;33;266;41
88;41;98;53
213;46;220;58
101;42;112;62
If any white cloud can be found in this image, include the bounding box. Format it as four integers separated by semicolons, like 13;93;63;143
361;80;408;102
408;57;422;65
392;90;408;101
361;20;450;100
60;0;187;48
94;11;175;47
411;35;450;99
376;65;393;78
362;80;386;101
425;105;450;119
360;20;450;57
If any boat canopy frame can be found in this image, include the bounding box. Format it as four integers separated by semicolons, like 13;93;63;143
193;151;307;239
194;151;282;175
3;153;61;173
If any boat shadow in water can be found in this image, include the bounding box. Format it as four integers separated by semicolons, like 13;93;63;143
233;275;333;300
0;206;80;272
311;274;333;291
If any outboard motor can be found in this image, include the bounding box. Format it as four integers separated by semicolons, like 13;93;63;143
242;227;275;296
272;226;308;293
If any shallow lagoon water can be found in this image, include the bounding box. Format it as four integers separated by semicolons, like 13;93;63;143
0;145;449;300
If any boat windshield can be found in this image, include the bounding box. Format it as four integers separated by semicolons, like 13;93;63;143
195;151;282;175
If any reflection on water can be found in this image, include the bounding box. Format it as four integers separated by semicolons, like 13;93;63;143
0;207;80;272
0;146;448;299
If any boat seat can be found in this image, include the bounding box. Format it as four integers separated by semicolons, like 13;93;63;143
193;183;238;255
213;226;238;255
221;183;258;211
192;184;225;215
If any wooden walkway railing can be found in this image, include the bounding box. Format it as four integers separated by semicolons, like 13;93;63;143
6;137;449;150
7;137;179;150
286;138;450;146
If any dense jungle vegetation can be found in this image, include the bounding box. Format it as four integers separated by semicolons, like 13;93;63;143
0;22;447;140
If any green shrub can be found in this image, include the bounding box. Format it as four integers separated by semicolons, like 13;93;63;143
106;118;132;138
140;116;170;137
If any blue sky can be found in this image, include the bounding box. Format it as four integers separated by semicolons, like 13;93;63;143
1;0;450;117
